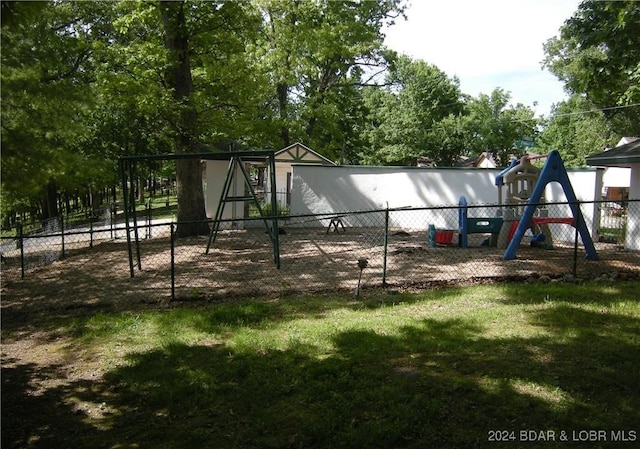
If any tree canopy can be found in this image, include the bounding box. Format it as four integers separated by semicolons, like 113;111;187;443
464;89;539;166
4;0;636;229
359;56;465;166
2;0;407;232
537;95;618;167
1;1;104;218
543;0;640;136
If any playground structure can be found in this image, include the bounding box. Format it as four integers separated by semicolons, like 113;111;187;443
119;150;282;277
458;150;598;260
118;149;599;281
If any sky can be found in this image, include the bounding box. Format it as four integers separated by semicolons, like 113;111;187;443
383;0;582;117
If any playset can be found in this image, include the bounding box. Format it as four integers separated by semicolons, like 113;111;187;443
452;150;597;260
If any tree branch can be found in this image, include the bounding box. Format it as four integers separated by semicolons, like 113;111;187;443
40;48;92;83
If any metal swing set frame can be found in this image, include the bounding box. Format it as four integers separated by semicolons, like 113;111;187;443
118;150;280;278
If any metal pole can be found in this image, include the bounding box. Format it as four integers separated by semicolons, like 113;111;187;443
147;199;152;239
89;211;94;248
171;222;175;301
269;153;280;269
120;159;135;277
382;205;389;286
18;220;25;280
110;203;116;240
573;203;579;277
130;162;141;269
60;215;65;259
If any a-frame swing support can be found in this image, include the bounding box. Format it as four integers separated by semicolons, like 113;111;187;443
503;150;598;261
205;153;280;269
119;150;280;277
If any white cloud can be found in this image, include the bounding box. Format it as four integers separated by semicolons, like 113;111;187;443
384;0;581;115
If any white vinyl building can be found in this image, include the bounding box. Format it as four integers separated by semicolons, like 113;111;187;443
291;164;601;234
269;143;336;207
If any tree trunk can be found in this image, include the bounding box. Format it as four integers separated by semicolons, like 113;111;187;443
64;195;71;216
276;83;291;147
160;1;209;237
43;181;59;220
136;177;144;202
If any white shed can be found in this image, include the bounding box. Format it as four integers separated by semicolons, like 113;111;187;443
269;143;336;207
203;151;278;229
204;159;245;223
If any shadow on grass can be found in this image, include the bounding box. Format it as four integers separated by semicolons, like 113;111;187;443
103;281;640;339
499;281;640;308
3;302;639;449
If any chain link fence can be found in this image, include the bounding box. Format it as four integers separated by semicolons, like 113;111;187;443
1;206;113;277
0;203;171;279
3;200;638;299
164;200;638;299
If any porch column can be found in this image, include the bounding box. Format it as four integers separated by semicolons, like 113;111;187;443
626;164;640;250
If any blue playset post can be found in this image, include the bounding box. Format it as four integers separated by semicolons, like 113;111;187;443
428;224;437;247
458;196;468;248
503;150;598;260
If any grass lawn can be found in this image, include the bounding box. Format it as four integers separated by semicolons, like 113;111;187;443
2;282;639;448
137;195;178;218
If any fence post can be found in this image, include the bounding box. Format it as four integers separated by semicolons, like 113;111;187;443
573;203;579;277
110;203;116;239
171;222;175;301
89;212;94;248
147;199;152;239
18;220;25;280
60;215;66;259
382;205;389;286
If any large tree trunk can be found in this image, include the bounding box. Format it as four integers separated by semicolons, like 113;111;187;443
268;5;296;149
160;1;209;237
42;181;59;220
276;83;291;147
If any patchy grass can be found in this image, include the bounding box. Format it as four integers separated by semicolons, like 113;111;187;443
2;282;639;448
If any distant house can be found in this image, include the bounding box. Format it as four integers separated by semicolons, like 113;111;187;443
417;152;498;168
457;152;497;168
416;156;437;167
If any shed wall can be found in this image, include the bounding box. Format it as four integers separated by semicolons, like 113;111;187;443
204;160;246;227
291;165;600;234
627;164;640;250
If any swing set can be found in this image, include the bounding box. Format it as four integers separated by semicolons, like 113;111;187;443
119;150;281;277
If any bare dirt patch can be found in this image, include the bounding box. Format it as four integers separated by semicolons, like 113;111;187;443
3;227;638;316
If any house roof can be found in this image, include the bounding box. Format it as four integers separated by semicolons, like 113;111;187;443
274;143;336;165
586;138;640;168
456;152;497;168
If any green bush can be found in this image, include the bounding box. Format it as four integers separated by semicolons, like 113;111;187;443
250;202;289;217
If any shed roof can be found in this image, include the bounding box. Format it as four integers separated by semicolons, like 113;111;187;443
585;138;640;168
274;142;336;165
